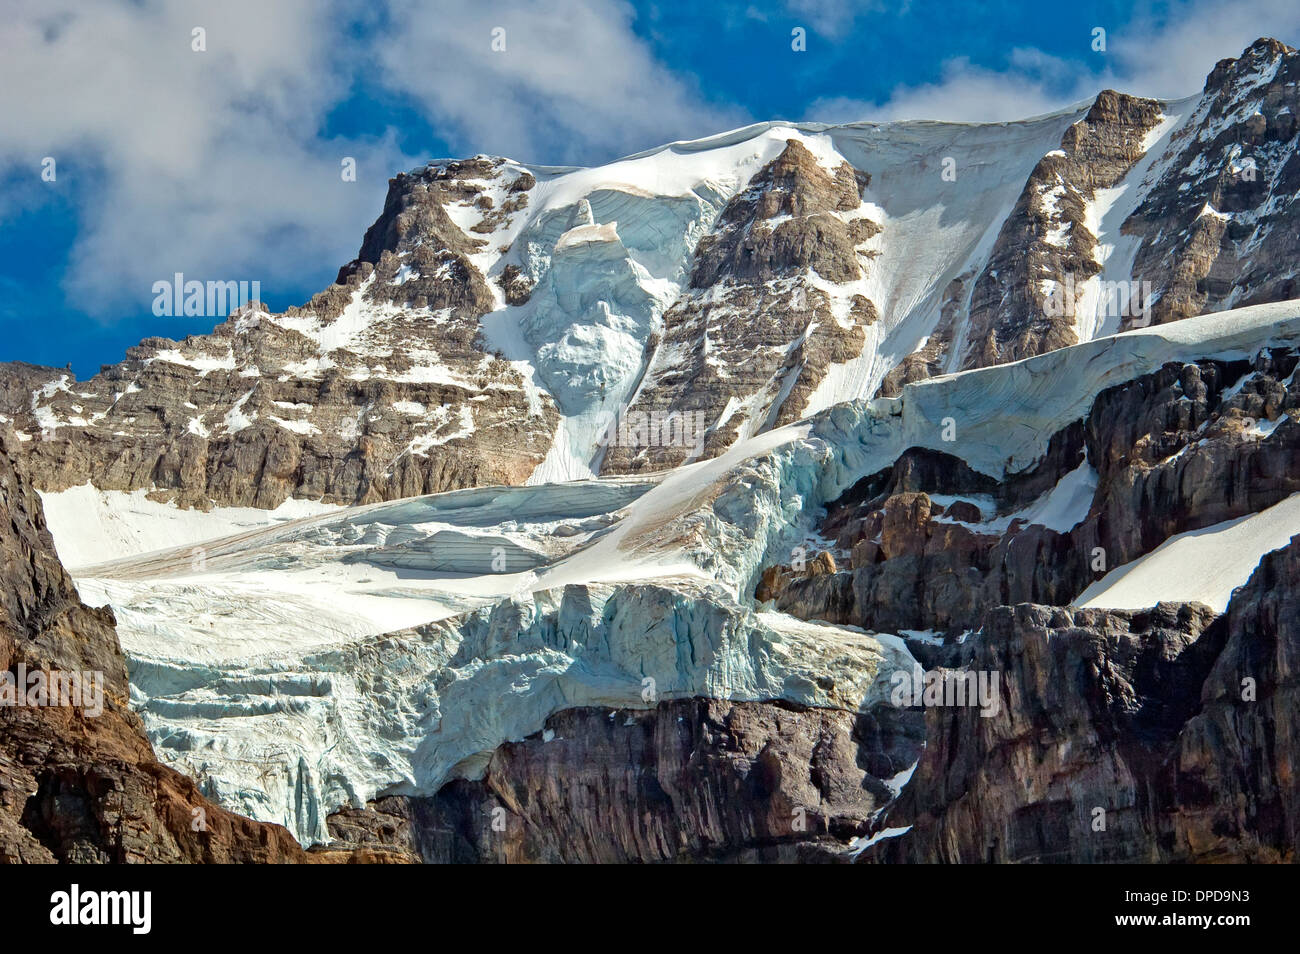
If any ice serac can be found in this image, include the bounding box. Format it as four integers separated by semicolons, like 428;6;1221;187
514;199;679;479
119;578;911;846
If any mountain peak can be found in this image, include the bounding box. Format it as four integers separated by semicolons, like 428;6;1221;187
1205;35;1295;91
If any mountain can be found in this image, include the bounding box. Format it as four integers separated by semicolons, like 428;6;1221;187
5;39;1300;502
4;38;1300;864
29;295;1300;860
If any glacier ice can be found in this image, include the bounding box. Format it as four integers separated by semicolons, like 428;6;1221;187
125;580;911;845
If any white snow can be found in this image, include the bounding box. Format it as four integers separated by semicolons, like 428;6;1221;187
1075;492;1300;612
39;484;342;569
149;348;237;376
931;463;1097;535
269;415;319;435
223;390;256;433
804;108;1087;414
847;825;913;858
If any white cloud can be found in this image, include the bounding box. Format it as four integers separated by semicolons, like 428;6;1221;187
1108;0;1300;98
807;0;1300;124
0;0;741;320
782;0;884;37
0;0;414;318
374;0;745;165
810;56;1078;124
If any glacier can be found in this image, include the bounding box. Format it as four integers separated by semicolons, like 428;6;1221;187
43;297;1300;846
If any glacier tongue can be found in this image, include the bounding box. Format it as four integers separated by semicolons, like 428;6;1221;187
124;580;909;846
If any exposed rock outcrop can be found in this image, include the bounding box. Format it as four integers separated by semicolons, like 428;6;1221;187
602;139;881;473
6;42;1300;507
865;534;1300;863
763;347;1300;635
327;697;923;863
959;91;1164;369
1125;38;1300;328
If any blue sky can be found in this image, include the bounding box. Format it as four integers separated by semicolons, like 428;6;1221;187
3;0;1299;377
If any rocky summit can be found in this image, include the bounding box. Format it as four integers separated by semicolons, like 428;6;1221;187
4;37;1300;866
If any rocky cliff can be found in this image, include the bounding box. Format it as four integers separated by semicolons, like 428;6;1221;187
862;535;1300;863
328;697;922;863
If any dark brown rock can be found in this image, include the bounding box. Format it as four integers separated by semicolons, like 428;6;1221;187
327;697;924;863
865;532;1300;863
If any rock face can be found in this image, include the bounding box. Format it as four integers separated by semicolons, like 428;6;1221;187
602;139;881;473
763;346;1300;635
1168;536;1300;860
954;39;1300;371
959;91;1165;368
0;159;555;510
865;534;1300;863
1125;38;1300;329
325;533;1300;867
0;431;398;863
327;697;923;863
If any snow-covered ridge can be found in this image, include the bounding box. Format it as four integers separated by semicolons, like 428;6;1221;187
616;298;1300;600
